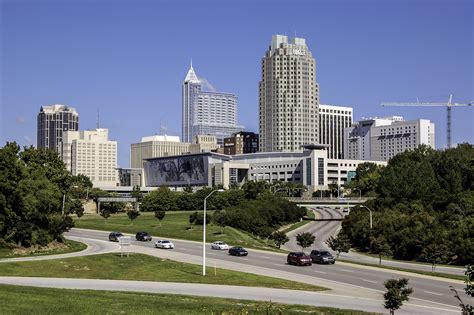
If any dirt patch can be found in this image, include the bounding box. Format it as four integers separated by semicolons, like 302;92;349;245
11;241;69;256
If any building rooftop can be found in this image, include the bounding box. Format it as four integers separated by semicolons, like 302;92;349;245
141;135;181;143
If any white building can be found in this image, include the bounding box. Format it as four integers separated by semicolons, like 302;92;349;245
259;35;320;152
344;116;435;161
143;145;386;192
318;104;353;159
62;128;118;188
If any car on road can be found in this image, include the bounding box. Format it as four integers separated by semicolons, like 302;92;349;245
228;247;248;256
310;250;336;264
287;252;312;266
343;208;349;213
154;240;174;249
211;241;229;250
108;232;123;242
136;231;152;241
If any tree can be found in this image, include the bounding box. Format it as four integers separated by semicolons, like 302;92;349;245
127;209;140;225
189;211;210;225
326;234;351;258
99;209;111;224
241;181;269;200
383;278;413;315
270;231;289;249
131;185;143;202
212;210;227;234
141;186;176;212
419;242;451;271
67;199;84;218
371;236;393;265
155;210;166;227
296;232;315;253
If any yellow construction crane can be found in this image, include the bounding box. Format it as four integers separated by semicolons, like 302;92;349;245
381;95;473;149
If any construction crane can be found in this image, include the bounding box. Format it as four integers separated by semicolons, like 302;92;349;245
381;95;473;149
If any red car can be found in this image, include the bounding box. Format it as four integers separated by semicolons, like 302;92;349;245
287;252;312;266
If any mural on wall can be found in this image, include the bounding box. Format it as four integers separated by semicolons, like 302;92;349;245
144;155;208;186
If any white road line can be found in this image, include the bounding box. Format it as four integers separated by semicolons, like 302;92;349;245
312;270;327;274
260;256;273;260
362;279;378;284
238;258;249;261
340;269;355;273
423;291;443;296
272;263;283;267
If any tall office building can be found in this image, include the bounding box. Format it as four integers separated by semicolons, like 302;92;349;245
319;104;353;159
223;131;259;155
37;104;79;154
259;35;320;152
182;64;243;145
344;116;435;161
62;128;118;187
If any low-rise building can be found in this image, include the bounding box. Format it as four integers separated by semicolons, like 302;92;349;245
223;131;259;155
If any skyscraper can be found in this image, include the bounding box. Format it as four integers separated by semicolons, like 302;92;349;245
182;63;243;144
259;35;320;152
318;104;353;159
37;104;79;154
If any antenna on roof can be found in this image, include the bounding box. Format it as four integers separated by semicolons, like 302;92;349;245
190;58;193;68
96;109;100;129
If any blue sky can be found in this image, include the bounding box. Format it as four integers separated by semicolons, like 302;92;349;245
1;0;472;167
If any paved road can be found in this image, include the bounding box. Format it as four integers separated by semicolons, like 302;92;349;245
287;206;465;277
65;228;472;313
0;276;459;315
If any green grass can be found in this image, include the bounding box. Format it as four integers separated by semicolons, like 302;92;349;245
338;259;465;281
0;285;376;315
75;211;280;251
0;239;87;259
0;253;327;291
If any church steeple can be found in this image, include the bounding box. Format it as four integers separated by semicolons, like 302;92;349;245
184;60;200;83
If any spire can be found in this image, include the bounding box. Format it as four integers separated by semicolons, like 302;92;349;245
184;61;200;83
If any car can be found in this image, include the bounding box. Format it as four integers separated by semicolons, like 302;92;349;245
287;252;312;266
108;232;123;242
136;231;152;241
228;247;248;256
211;241;229;250
310;250;336;264
154;240;174;249
343;208;349;213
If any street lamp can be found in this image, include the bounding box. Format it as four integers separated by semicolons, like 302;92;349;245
359;205;373;229
203;189;224;276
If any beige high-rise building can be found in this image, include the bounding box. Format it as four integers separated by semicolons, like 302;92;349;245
62;128;118;188
319;104;353;159
259;35;320;152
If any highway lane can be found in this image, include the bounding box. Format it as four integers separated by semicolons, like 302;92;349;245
66;228;472;309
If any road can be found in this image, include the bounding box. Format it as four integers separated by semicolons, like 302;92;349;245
63;228;472;313
285;206;465;277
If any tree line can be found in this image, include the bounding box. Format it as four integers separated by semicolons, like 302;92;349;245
342;144;474;266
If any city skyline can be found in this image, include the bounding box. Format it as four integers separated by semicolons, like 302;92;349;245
1;0;472;167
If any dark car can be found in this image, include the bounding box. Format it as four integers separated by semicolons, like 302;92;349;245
287;252;312;266
310;250;336;264
136;231;152;241
108;232;123;242
229;247;248;256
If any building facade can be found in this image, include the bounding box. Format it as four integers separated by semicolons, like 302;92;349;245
344;117;435;161
37;104;79;154
143;145;386;192
259;35;320;152
182;64;243;144
117;168;143;187
130;135;190;169
62;128;118;188
223;131;259;155
318;104;353;159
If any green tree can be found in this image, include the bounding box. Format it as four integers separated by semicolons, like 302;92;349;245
131;185;143;202
67;199;84;218
154;210;166;227
100;209;111;224
141;186;177;212
241;181;269;200
326;234;351;258
419;242;451;271
383;278;413;315
296;232;315;253
212;210;227;234
189;211;210;225
270;231;289;249
371;236;393;265
127;209;140;225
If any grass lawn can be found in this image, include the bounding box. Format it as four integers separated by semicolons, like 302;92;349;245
338;259;465;281
0;253;327;291
0;239;86;259
0;285;376;315
75;211;281;251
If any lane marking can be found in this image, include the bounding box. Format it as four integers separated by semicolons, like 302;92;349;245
340;269;355;273
423;291;443;296
272;263;283;267
362;279;378;284
238;258;249;261
312;270;327;274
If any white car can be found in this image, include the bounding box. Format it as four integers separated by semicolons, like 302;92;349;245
211;241;229;250
154;240;174;249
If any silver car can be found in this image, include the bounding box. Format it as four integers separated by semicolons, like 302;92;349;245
154;240;174;249
211;241;229;250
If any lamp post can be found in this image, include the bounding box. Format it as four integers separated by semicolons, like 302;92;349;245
203;189;224;276
359;205;373;229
